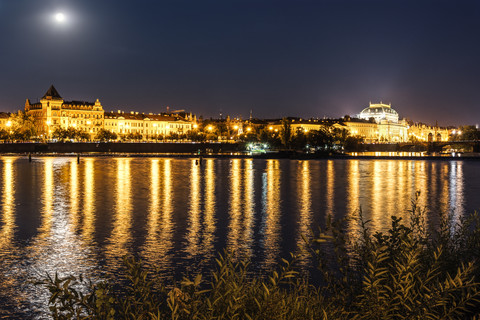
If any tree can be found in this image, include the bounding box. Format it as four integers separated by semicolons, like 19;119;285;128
459;126;480;141
343;136;364;151
125;132;143;141
0;129;8;141
307;128;334;150
52;128;68;141
8;111;37;141
291;130;307;150
95;129;117;142
280;118;292;148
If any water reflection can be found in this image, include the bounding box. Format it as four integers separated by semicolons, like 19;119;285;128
37;158;54;239
83;159;95;243
105;158;133;270
242;159;255;257
346;160;360;237
141;159;174;274
0;158;19;315
24;158;96;317
0;158;15;254
0;157;475;318
202;159;216;259
296;161;312;268
227;159;242;255
69;159;80;233
326;160;334;218
186;159;201;257
449;161;464;225
261;160;281;269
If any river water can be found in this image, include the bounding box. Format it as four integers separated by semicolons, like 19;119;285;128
1;156;479;318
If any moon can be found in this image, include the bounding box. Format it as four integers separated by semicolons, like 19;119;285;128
55;12;66;23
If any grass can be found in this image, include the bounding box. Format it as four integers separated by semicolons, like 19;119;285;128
39;196;480;319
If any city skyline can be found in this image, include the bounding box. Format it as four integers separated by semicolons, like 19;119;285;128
1;0;480;126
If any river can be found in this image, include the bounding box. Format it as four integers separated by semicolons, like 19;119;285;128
0;156;479;318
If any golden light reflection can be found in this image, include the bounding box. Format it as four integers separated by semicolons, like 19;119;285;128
449;161;464;225
261;160;281;269
371;161;382;230
325;160;334;219
385;161;396;220
201;159;216;259
141;159;174;273
346;160;360;237
82;159;95;243
242;159;255;258
396;161;408;215
69;159;80;232
296;161;312;268
414;161;428;209
439;163;450;215
0;158;16;253
185;159;201;257
106;158;132;263
227;159;242;255
38;158;54;239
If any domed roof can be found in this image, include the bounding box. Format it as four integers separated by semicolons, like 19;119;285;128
358;103;399;123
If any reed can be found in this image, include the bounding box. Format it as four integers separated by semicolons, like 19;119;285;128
39;197;480;319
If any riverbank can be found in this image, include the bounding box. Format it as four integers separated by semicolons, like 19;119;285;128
1;151;479;161
1;142;480;160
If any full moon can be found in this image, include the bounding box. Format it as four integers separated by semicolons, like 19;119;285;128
55;12;65;23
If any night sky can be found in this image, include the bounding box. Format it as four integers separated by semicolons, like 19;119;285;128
1;0;479;126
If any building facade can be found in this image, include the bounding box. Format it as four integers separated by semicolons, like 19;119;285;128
25;85;104;139
24;86;193;140
104;111;192;138
408;123;449;142
341;103;409;142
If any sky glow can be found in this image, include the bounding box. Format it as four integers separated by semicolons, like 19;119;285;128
0;0;479;125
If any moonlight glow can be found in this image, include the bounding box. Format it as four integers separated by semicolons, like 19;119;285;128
55;12;65;23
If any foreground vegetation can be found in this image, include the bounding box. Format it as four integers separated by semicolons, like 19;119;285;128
40;197;480;319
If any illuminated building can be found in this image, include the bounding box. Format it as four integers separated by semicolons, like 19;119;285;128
339;103;409;142
25;85;104;138
24;86;193;139
104;111;192;137
408;123;449;142
358;102;399;123
266;118;331;133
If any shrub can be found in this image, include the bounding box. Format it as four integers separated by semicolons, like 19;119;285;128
39;198;480;319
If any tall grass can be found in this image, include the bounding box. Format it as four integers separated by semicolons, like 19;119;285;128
39;198;480;319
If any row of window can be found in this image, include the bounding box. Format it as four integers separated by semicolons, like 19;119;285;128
104;122;190;129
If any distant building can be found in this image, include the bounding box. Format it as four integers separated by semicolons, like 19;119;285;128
104;111;192;137
358;102;399;123
25;85;104;139
24;85;193;139
408;123;449;142
340;102;409;142
266;118;332;133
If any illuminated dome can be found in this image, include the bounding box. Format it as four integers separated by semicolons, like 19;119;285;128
358;102;399;123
